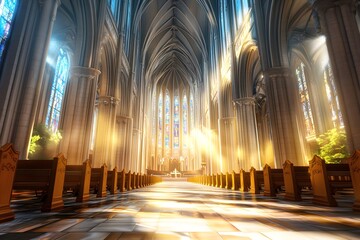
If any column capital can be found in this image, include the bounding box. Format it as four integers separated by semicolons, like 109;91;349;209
263;67;291;78
97;96;120;106
70;66;101;79
312;0;355;12
233;97;256;106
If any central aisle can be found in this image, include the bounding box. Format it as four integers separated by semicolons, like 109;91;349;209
1;180;360;239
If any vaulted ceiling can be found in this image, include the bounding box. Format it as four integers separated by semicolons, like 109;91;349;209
133;0;217;91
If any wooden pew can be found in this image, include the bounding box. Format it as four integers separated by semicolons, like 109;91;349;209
349;150;360;211
249;167;264;194
263;164;284;197
216;173;220;187
132;172;137;189
125;170;132;190
212;174;216;187
117;169;126;192
232;171;240;191
13;154;66;212
207;175;212;186
0;143;19;222
90;164;107;198
137;173;141;188
225;172;232;190
64;160;91;202
240;169;250;192
107;167;118;194
309;155;352;207
283;160;311;201
220;173;226;188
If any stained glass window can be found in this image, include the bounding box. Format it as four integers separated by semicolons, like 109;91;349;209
164;91;170;149
46;48;70;132
0;0;17;63
324;64;344;128
107;0;116;16
190;93;194;129
173;94;180;148
182;94;188;148
296;62;315;138
158;92;162;147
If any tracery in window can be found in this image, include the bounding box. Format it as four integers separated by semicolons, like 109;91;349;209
324;64;344;128
190;93;194;129
296;62;315;138
164;90;170;149
158;92;163;147
107;0;116;16
182;94;188;148
0;0;17;63
46;48;70;132
173;93;180;149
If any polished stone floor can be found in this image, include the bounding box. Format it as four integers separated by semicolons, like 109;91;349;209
1;179;360;240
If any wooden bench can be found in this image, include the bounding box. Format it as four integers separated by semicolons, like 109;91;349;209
117;169;126;192
137;173;141;188
207;175;212;186
125;170;132;190
0;143;19;222
349;150;360;211
249;167;264;194
220;173;226;188
64;160;91;202
132;172;137;189
90;164;107;198
225;172;232;189
263;164;284;197
216;173;220;187
231;171;240;191
107;167;118;194
283;160;311;201
309;155;352;207
240;169;250;192
13;154;66;212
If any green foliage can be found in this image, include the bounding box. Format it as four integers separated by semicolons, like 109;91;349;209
28;124;62;159
316;128;349;164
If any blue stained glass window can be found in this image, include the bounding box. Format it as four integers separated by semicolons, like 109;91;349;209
46;48;70;132
182;94;188;148
190;93;194;129
158;92;162;147
173;94;179;148
296;62;315;138
107;0;116;14
0;0;17;63
165;91;170;149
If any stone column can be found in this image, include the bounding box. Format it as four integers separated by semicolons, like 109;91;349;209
234;97;261;171
13;0;61;158
313;0;360;152
60;66;100;165
115;115;133;171
218;117;238;172
265;67;308;166
93;96;119;169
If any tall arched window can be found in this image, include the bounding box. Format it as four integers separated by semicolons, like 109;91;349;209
173;93;180;148
158;92;162;147
190;93;194;130
0;0;18;63
324;64;344;128
182;94;188;148
46;48;70;132
296;62;315;138
164;90;170;149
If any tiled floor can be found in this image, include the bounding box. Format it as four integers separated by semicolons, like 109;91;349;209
1;179;360;239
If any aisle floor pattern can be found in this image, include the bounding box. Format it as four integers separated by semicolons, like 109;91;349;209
0;180;360;240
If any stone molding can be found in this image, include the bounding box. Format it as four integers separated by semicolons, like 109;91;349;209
97;96;120;106
312;0;355;12
70;66;101;79
264;67;291;78
233;97;256;106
